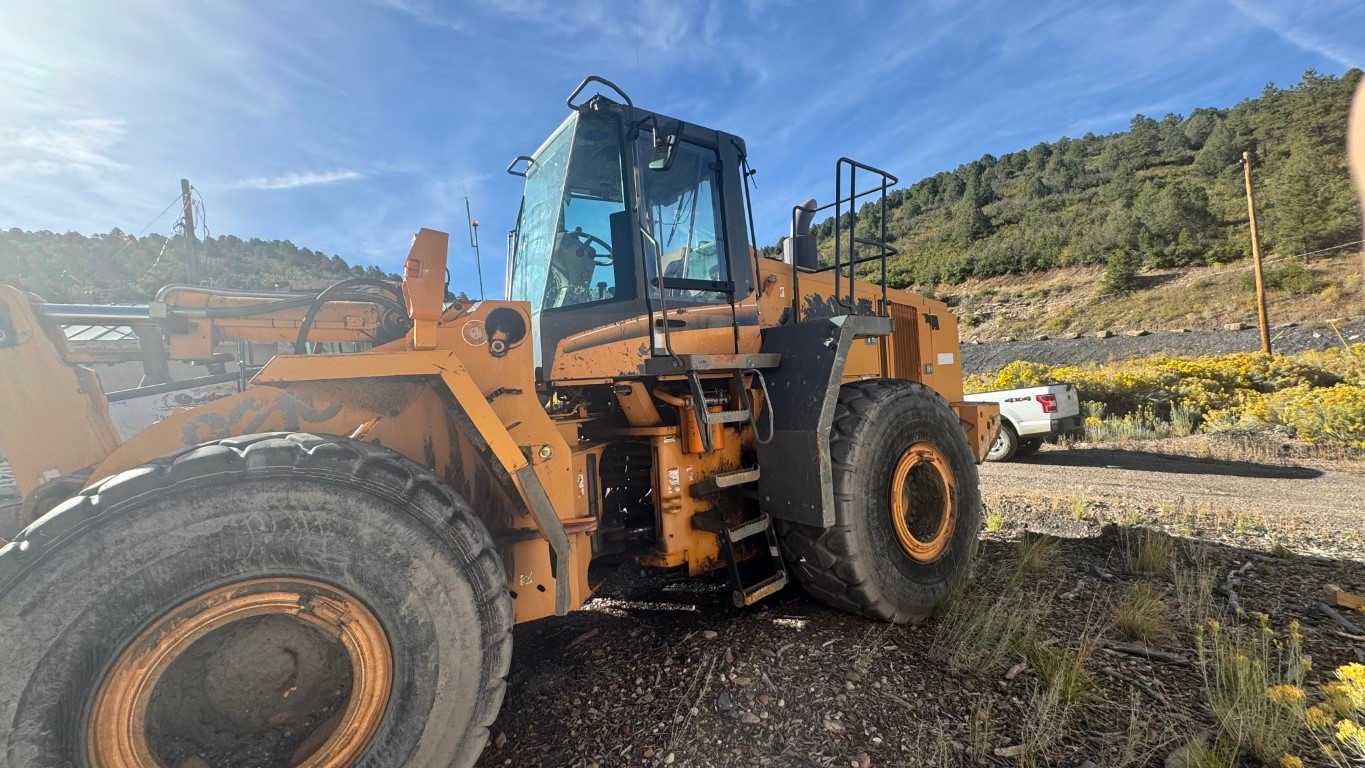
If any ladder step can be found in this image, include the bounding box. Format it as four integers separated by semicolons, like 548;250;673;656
700;408;750;425
727;515;771;543
690;468;761;497
734;572;788;607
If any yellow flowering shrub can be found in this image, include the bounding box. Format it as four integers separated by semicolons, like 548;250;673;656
1304;662;1365;765
966;344;1365;447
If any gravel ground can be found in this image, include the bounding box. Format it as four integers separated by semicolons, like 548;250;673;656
962;317;1365;374
478;530;1363;767
476;443;1365;768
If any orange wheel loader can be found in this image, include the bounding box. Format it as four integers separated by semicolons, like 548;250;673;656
0;76;998;767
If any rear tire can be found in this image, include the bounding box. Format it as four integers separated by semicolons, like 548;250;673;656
0;432;512;768
985;421;1019;462
777;380;982;623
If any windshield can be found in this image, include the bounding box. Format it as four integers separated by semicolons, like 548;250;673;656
508;111;628;344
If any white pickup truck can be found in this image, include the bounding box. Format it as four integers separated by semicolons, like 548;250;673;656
965;383;1083;461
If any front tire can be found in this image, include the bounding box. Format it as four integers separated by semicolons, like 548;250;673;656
0;433;512;768
778;380;982;622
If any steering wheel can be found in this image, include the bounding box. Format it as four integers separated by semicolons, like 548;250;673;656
567;228;614;266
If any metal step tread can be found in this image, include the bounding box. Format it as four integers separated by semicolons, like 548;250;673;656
691;511;771;540
737;572;788;607
689;467;761;497
700;408;750;425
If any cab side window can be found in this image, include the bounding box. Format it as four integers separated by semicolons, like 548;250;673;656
637;138;730;305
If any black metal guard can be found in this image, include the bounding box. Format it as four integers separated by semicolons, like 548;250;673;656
566;75;633;111
789;158;898;322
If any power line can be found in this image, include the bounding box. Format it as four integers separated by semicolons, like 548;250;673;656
106;194;184;263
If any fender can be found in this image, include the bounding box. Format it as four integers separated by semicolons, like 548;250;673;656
87;342;584;620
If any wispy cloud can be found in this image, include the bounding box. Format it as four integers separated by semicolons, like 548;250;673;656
0;118;128;179
371;0;464;31
1227;0;1361;68
229;170;366;190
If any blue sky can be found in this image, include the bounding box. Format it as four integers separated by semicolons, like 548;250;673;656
1;0;1362;299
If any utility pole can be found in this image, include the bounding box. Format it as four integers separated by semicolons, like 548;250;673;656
466;196;485;300
1241;152;1272;355
180;178;198;285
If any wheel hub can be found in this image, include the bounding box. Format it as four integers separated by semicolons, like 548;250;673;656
87;578;392;768
889;442;957;563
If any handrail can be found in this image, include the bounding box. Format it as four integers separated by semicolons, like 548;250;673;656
787;156;898;322
505;155;535;178
566;75;633;111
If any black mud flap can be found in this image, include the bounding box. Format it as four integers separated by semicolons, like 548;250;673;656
755;314;892;527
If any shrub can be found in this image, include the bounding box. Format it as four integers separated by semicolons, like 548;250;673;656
1240;263;1323;296
1102;249;1143;295
970;345;1365;448
1196;616;1310;764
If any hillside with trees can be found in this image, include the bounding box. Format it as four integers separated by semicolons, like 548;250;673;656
799;69;1362;296
0;228;398;303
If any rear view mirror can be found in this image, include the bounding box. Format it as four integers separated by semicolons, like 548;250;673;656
649;123;678;171
638;115;682;172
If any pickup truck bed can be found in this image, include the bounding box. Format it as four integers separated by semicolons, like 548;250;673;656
965;383;1082;461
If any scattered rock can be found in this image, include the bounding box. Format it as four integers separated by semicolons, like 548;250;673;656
854;752;872;768
494;732;508;749
1169;327;1190;333
1124;329;1150;337
1094;329;1114;339
1223;322;1249;331
1001;336;1016;342
994;744;1026;758
716;690;735;713
1063;332;1082;339
1004;661;1028;680
1034;334;1050;341
664;752;676;765
702;630;718;640
741;711;761;725
822;718;845;733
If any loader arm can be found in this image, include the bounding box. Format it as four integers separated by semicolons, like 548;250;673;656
0;275;403;499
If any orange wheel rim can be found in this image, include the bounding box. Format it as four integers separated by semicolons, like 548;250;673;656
889;442;957;563
87;577;392;768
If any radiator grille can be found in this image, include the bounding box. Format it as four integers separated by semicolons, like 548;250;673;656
888;303;920;380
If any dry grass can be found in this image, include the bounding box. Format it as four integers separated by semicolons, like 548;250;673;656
1026;632;1098;706
1173;554;1219;631
1123;527;1174;578
1114;582;1172;645
967;696;995;762
1014;531;1059;580
932;589;1041;675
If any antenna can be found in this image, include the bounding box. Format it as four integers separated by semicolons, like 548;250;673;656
465;197;485;300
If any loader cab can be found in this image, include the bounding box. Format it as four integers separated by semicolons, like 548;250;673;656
506;81;756;379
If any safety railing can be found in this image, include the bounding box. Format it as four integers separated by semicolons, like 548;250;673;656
790;158;898;321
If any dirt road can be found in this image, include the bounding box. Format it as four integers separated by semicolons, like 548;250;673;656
980;446;1365;557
